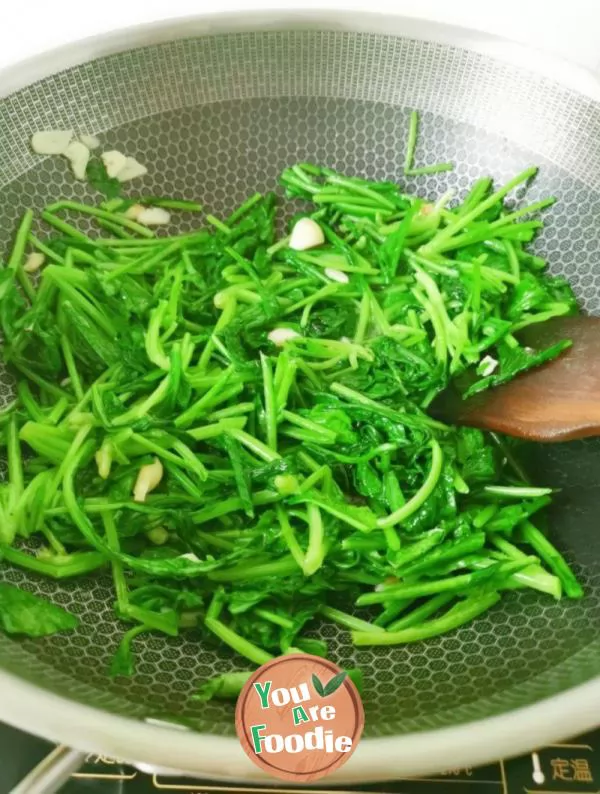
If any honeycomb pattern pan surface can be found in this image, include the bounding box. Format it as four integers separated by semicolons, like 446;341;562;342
0;27;598;743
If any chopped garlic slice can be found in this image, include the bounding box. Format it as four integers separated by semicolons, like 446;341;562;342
31;130;74;155
116;156;148;183
101;150;128;179
268;328;301;346
478;355;499;377
324;267;349;283
133;458;164;503
179;552;201;563
95;445;112;480
79;134;100;150
124;204;145;221
64;140;90;181
23;252;45;273
137;207;171;226
289;218;325;251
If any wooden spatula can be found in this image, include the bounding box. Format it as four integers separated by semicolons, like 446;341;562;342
432;316;600;442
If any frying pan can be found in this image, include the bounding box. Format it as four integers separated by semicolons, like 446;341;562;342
0;8;599;786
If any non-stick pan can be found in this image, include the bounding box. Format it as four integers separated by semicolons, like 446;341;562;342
0;9;599;786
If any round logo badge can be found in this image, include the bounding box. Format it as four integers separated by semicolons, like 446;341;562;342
235;653;364;782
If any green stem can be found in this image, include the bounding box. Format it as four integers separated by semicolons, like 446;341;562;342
378;440;443;528
276;505;305;570
406;163;454;176
484;485;552;498
303;503;325;576
1;547;106;579
204;618;272;665
102;512;129;611
387;593;455;632
519;521;583;599
191;490;279;524
175;368;234;427
113;376;170;426
7;415;24;499
8;210;36;301
226;427;280;463
47;200;155;237
404;110;419;172
353;592;501;645
260;353;278;452
320;605;385;633
356;559;534;605
421;168;537;255
255;608;294;629
60;333;85;400
392;528;445;569
41;211;94;244
208;556;297;583
398;533;486;578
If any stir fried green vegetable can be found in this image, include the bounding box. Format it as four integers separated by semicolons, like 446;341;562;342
0;126;584;696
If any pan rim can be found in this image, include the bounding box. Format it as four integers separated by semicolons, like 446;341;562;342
1;7;600;101
0;664;598;781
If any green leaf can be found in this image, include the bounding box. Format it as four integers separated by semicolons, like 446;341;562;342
311;673;325;697
109;624;155;677
293;493;379;532
355;461;383;500
0;584;79;637
224;435;254;517
109;637;136;677
323;670;347;696
86;157;122;198
463;339;572;399
378;202;420;283
192;671;253;701
456;428;498;484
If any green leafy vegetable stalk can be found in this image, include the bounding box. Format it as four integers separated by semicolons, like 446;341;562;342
0;110;582;696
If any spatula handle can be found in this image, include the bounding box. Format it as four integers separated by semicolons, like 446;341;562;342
9;745;85;794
